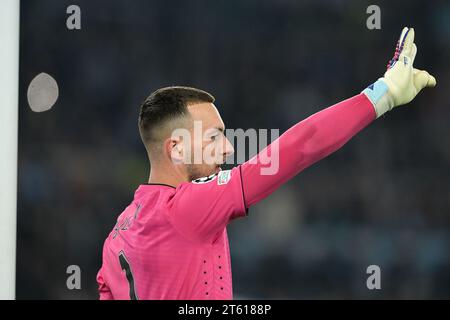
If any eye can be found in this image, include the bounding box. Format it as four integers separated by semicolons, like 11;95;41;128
211;135;218;141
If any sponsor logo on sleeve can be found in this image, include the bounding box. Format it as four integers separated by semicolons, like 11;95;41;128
217;170;231;185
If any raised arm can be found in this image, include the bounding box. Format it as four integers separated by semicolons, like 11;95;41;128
240;27;436;208
241;93;375;207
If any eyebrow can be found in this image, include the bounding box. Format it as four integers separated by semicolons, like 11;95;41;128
215;126;225;133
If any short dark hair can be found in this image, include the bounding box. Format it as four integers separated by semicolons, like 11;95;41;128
138;86;215;145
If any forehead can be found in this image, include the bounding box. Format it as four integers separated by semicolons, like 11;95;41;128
187;102;224;129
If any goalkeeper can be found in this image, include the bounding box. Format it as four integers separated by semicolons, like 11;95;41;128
97;27;436;300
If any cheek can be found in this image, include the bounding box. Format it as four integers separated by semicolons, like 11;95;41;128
188;139;217;165
204;141;222;164
189;138;203;156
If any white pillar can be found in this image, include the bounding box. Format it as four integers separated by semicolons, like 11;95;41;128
0;0;20;300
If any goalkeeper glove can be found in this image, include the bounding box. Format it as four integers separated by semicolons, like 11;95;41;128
363;27;437;118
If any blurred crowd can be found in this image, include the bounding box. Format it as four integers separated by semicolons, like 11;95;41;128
17;0;450;299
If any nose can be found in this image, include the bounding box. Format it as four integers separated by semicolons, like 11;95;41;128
223;136;234;158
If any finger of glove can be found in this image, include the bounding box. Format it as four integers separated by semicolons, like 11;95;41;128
399;27;415;59
398;27;409;43
388;48;413;76
398;39;416;70
413;68;437;90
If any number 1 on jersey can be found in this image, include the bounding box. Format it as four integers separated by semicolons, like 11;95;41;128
119;251;138;300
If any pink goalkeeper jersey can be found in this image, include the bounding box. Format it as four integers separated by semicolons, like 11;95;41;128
97;93;376;300
97;167;248;300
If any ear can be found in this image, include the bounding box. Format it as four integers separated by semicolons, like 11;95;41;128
167;125;193;165
166;136;184;164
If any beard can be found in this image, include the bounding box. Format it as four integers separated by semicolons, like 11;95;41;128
186;163;219;181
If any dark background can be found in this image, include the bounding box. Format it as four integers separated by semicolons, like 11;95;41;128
18;0;450;299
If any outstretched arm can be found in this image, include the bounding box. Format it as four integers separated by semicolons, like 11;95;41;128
240;27;436;208
167;27;436;243
241;93;375;207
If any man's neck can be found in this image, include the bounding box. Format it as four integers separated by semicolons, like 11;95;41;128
148;163;186;188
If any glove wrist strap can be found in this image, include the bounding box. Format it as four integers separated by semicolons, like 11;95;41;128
362;79;394;118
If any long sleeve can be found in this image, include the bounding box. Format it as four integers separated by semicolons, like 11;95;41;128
240;93;377;207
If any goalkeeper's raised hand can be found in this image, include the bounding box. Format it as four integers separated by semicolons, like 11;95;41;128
363;27;437;118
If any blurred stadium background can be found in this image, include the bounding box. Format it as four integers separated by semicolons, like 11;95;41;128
17;0;450;299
